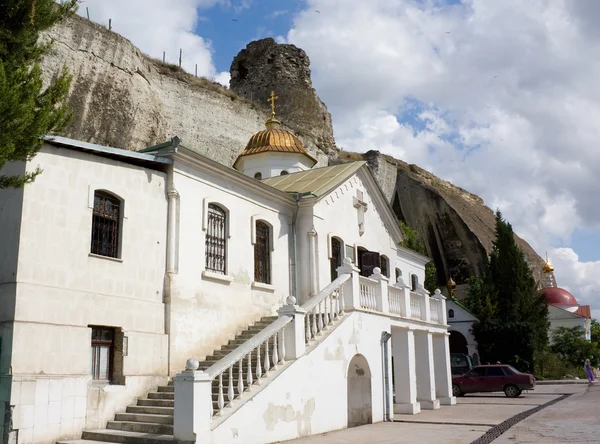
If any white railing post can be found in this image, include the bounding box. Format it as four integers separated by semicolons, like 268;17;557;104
174;359;212;442
278;296;307;359
393;276;409;318
419;285;431;322
337;257;360;310
432;289;447;325
369;267;389;313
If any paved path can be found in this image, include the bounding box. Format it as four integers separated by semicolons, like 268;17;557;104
281;384;587;444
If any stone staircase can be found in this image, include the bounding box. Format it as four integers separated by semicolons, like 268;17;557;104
58;315;279;444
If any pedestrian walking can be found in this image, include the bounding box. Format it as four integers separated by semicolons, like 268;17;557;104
584;359;595;384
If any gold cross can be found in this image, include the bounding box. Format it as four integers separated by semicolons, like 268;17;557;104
267;90;279;118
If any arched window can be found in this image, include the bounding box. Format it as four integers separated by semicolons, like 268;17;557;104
280;170;289;176
254;172;262;180
380;256;389;278
330;237;343;281
254;221;271;284
448;309;455;319
411;274;418;291
91;191;121;258
205;204;227;274
395;268;402;282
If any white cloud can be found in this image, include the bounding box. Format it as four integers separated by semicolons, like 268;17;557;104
287;0;600;314
214;71;231;88
77;0;219;77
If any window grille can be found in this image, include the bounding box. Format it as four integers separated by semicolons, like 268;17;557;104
91;327;114;381
330;237;342;281
91;192;120;258
411;274;418;291
206;204;227;274
254;221;271;284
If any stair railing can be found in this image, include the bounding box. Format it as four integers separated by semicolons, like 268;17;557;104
205;316;291;417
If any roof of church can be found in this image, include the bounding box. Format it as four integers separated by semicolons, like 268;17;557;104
574;305;591;318
263;161;366;197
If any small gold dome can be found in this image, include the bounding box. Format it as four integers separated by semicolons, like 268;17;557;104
543;260;554;273
447;277;456;289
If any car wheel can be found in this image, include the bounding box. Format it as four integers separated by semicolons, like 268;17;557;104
452;384;463;397
504;384;521;398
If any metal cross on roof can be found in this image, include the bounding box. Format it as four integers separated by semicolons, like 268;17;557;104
267;90;279;118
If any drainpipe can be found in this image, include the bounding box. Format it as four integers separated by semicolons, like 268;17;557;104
165;164;180;376
381;331;393;422
289;192;313;303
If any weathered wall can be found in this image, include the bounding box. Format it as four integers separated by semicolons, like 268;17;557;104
40;16;328;168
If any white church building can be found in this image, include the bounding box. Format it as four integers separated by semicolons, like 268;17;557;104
0;106;455;444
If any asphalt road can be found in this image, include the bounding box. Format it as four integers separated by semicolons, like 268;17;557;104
282;383;590;444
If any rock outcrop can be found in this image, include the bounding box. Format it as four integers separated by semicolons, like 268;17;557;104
40;15;329;167
40;16;545;297
230;38;336;153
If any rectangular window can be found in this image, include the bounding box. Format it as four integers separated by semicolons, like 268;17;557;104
205;204;227;274
91;192;121;258
254;221;271;284
91;327;114;381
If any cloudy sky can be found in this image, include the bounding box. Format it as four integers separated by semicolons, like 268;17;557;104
77;0;600;317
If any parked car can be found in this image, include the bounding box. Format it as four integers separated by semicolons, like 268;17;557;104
450;353;473;376
452;364;535;398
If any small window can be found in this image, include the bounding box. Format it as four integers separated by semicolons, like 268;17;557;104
206;204;227;274
411;274;418;291
485;367;507;377
330;237;343;281
380;256;389;278
254;172;262;180
91;191;121;258
467;367;485;377
280;170;289;176
91;327;114;381
254;221;271;284
395;268;402;280
448;309;455;319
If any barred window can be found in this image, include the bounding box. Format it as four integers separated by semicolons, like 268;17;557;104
254;221;271;284
91;191;121;258
411;274;418;291
330;237;343;281
205;204;227;274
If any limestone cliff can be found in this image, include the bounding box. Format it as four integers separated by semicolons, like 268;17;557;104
40;16;545;297
40;15;329;167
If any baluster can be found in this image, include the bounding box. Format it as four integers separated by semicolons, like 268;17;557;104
272;332;279;369
323;296;330;327
237;359;244;396
339;286;345;314
256;345;263;383
329;293;334;323
217;374;224;415
305;314;311;343
279;328;286;364
246;352;253;390
227;366;234;405
311;307;317;337
264;339;271;374
317;301;324;334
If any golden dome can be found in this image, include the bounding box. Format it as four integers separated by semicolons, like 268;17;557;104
447;277;456;289
241;118;308;156
543;260;554;273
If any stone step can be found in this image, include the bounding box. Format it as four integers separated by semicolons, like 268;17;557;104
157;386;174;393
137;399;174;408
147;392;174;400
126;405;174;416
81;429;174;444
114;413;173;425
107;421;173;435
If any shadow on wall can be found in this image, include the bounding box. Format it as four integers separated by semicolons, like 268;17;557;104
347;354;372;428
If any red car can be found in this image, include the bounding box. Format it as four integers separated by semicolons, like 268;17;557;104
452;364;535;398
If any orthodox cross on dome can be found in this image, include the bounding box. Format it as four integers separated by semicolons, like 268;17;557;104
543;251;557;288
353;189;368;235
267;90;279;119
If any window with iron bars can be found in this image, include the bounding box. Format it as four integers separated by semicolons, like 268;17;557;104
91;191;121;258
254;221;271;284
205;204;227;274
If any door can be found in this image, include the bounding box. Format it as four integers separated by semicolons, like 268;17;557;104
484;366;508;392
359;251;380;277
461;367;486;393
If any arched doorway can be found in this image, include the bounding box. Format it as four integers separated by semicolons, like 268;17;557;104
449;331;468;355
347;354;372;428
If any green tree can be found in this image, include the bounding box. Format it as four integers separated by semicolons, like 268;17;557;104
551;326;600;368
467;212;549;372
0;0;77;188
399;220;438;293
591;319;600;344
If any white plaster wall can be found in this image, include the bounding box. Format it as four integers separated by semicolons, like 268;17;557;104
8;145;170;444
169;163;294;370
238;152;314;179
209;312;390;444
548;306;589;341
295;173;422;303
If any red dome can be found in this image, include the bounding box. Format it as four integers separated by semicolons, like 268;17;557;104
543;287;578;306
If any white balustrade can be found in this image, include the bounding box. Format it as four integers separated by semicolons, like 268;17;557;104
388;285;405;317
410;292;422;320
430;298;440;323
358;276;378;310
303;274;349;343
206;319;289;417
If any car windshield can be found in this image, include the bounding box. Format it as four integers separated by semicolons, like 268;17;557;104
505;365;520;374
